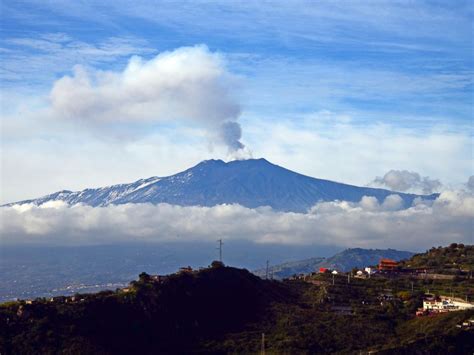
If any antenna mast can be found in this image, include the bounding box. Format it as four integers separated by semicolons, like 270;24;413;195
217;239;223;262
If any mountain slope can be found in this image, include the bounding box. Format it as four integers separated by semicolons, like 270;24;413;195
6;158;437;212
317;248;414;271
254;248;414;278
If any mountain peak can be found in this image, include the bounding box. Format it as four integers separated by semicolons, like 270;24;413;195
7;158;437;212
200;157;271;165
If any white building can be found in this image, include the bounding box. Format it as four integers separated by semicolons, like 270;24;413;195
423;297;474;312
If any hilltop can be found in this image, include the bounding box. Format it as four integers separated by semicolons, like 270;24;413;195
6;158;437;212
400;243;474;274
0;265;293;354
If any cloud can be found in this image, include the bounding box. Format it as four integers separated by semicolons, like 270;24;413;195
370;170;442;194
1;34;153;85
49;45;246;153
243;111;471;189
1;192;472;250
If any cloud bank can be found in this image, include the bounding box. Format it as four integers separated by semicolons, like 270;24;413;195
49;45;247;154
1;191;472;250
371;170;442;194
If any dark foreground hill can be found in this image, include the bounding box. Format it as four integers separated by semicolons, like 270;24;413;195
1;252;473;354
6;158;437;212
0;265;292;354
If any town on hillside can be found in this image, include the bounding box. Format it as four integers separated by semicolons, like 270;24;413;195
2;244;473;353
286;244;474;318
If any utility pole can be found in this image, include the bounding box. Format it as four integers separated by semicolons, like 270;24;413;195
265;260;269;280
261;333;265;355
347;273;350;284
217;239;223;262
332;274;335;286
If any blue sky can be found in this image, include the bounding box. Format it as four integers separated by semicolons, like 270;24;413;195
1;0;473;203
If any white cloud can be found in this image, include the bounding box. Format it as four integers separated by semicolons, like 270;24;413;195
370;169;442;194
1;34;153;84
244;111;472;189
49;45;246;153
1;192;472;250
357;194;406;212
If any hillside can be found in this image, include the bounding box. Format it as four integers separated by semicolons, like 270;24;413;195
319;248;414;271
5;158;437;212
1;252;473;354
254;248;414;279
400;243;474;274
0;265;293;354
253;257;326;279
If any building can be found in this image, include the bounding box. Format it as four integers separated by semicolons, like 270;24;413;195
179;266;193;273
378;258;398;271
364;267;374;274
150;275;169;283
319;267;328;273
417;296;474;316
440;296;474;310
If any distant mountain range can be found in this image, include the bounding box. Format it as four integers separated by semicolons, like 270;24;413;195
253;248;414;279
6;158;437;212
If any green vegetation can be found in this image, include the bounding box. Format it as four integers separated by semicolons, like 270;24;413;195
400;243;474;274
1;245;473;354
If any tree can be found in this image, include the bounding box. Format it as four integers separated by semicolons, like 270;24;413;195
211;260;225;268
139;272;151;283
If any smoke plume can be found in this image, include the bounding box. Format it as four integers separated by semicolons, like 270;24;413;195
50;45;247;153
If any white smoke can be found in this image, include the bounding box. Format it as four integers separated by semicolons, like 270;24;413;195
371;170;442;194
50;45;247;153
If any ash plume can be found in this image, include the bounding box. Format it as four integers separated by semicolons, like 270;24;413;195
50;45;247;153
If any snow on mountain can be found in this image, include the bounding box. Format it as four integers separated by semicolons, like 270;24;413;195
6;158;438;212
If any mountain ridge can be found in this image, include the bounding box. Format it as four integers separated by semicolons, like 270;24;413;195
253;247;415;279
5;158;438;212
